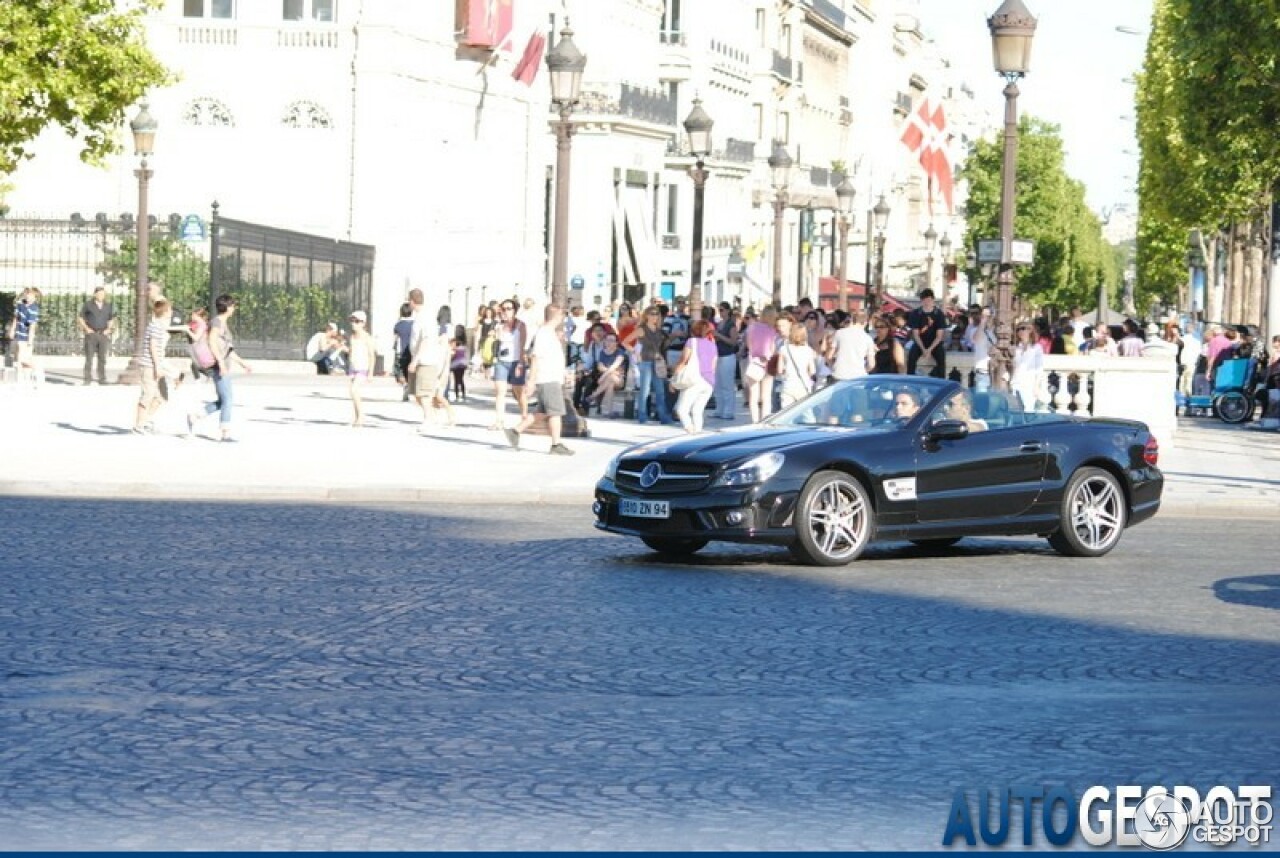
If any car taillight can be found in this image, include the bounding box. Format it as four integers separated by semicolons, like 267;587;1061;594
1143;437;1159;467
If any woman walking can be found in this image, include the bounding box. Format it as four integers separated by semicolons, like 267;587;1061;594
777;322;817;409
1011;322;1045;413
671;319;716;433
344;309;377;427
490;299;529;430
188;294;252;442
711;303;739;420
634;307;672;425
10;287;44;388
473;305;496;377
744;306;778;422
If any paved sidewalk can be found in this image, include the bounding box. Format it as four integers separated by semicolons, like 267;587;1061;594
2;359;1278;517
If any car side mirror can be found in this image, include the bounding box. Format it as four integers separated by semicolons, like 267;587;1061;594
926;419;969;443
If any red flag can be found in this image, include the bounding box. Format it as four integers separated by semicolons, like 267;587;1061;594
461;0;514;49
900;98;931;154
511;31;546;86
924;103;954;214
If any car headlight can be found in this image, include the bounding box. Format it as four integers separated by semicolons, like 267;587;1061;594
712;452;785;487
604;455;621;481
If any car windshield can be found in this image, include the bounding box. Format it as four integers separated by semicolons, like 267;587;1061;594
766;377;944;428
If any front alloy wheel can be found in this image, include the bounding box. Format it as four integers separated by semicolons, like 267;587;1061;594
792;470;873;566
1048;467;1127;557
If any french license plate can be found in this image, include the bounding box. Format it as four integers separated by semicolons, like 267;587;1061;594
619;498;670;519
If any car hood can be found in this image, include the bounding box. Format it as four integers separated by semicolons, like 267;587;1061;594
618;423;896;465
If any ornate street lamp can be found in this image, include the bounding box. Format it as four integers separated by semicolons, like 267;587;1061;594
834;177;856;312
965;248;979;306
868;194;890;316
938;231;953;304
767;140;793;310
988;0;1037;391
547;24;586;309
683;97;713;317
119;101;157;383
1185;228;1205;322
923;223;938;293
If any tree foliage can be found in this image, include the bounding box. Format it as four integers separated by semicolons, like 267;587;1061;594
1136;0;1280;298
961;116;1118;313
0;0;170;176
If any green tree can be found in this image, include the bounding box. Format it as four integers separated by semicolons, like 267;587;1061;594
99;234;210;340
0;0;170;176
961;116;1116;314
1136;0;1280;304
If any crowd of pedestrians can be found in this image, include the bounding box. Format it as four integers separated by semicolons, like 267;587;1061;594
380;287;1280;435
10;278;1280;444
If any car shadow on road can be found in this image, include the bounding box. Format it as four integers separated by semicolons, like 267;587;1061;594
619;537;1054;569
1213;574;1280;612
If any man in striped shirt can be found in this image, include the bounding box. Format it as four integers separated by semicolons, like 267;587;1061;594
134;298;172;434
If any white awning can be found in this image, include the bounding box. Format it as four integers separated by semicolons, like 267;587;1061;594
622;190;659;287
612;196;638;285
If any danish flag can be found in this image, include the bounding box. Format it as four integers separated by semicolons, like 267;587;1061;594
900;97;954;215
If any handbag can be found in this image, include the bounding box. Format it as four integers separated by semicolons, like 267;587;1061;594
509;360;527;386
766;352;781;376
744;358;768;384
672;356;702;390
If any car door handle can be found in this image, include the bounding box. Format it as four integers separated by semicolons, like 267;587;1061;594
1020;441;1044;452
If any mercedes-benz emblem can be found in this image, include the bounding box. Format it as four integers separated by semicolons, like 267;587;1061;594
639;462;663;488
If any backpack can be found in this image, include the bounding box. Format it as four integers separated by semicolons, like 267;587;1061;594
190;337;216;369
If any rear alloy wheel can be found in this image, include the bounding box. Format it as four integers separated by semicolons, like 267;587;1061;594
1213;391;1252;424
1048;467;1127;557
910;537;962;550
640;536;708;556
792;471;873;566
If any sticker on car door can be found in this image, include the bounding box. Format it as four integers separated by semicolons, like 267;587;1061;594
883;477;917;501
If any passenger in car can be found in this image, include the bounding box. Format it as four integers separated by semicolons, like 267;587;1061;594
941;393;988;432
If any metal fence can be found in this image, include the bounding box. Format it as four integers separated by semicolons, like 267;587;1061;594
0;215;136;355
210;209;375;359
0;212;376;361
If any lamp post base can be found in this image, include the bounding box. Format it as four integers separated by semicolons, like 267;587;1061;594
520;384;591;438
115;358;144;385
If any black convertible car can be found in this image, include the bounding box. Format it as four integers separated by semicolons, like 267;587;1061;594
593;377;1163;566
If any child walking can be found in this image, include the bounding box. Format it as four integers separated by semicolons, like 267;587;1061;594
344;309;378;427
448;328;468;402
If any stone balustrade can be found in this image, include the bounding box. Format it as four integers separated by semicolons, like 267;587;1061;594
940;351;1179;449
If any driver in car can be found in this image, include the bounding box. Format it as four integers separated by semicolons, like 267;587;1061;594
890;389;922;421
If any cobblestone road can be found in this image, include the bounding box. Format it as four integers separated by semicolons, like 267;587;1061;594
1;499;1277;849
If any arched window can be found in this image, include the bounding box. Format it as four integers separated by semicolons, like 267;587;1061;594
282;100;333;129
182;98;235;127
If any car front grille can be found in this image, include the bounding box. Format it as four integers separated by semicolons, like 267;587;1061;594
615;459;715;495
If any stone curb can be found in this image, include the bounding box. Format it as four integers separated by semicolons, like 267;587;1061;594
0;481;596;507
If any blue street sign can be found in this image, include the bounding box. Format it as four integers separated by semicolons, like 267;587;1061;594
180;214;207;243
